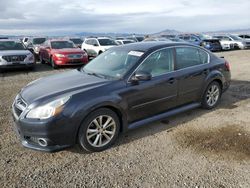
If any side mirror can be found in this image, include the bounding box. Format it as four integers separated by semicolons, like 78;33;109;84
131;71;152;82
93;44;99;47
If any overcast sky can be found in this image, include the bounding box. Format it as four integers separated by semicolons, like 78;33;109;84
0;0;249;35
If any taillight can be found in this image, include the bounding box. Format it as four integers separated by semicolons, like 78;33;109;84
225;61;230;71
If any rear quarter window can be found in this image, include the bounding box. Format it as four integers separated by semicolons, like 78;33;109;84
176;47;208;70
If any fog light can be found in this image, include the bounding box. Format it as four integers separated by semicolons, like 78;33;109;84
38;138;48;147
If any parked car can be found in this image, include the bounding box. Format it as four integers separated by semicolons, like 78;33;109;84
143;37;172;42
115;39;134;45
24;37;47;59
160;34;177;39
39;39;88;68
213;34;250;49
81;37;118;56
238;34;250;46
68;37;83;48
169;38;186;42
178;34;222;51
212;36;235;50
126;36;145;42
200;39;222;52
178;34;202;46
0;39;35;71
238;34;250;40
12;42;231;152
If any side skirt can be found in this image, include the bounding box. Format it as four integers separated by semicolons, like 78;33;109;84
128;102;201;130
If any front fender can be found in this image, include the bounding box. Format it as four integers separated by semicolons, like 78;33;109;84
69;94;128;142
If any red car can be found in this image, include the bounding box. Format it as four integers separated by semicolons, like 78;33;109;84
39;40;88;68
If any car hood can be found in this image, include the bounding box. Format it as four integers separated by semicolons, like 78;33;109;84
51;48;83;54
0;50;31;56
20;69;109;104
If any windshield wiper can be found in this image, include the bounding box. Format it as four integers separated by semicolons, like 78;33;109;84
85;71;106;79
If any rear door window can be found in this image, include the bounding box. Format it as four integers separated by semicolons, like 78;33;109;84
175;47;208;70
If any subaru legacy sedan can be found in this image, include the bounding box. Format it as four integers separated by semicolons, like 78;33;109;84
12;42;231;152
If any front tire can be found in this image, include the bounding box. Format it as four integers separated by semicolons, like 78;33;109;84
50;57;58;69
202;81;222;109
78;108;120;152
40;55;45;64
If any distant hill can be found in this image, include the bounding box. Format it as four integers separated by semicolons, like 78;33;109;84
151;29;181;37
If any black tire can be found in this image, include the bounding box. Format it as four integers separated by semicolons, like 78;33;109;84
78;108;120;152
202;81;222;109
98;51;103;55
50;57;58;69
40;55;45;64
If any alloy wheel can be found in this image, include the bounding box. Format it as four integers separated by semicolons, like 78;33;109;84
86;115;116;147
206;84;220;107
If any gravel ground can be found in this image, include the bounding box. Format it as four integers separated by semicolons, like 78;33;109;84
0;50;250;188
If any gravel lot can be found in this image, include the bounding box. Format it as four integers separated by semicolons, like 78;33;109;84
0;50;250;188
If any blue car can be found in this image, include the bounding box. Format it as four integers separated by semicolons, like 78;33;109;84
178;34;222;51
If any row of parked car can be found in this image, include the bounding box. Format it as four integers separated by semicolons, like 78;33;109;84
0;33;249;71
146;33;250;51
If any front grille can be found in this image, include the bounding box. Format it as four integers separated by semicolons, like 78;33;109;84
2;55;27;62
67;54;82;59
13;95;27;118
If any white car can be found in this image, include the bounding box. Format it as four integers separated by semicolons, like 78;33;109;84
213;35;249;50
115;39;134;45
81;37;118;55
0;39;35;71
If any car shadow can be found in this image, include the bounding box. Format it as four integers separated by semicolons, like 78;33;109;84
67;79;250;154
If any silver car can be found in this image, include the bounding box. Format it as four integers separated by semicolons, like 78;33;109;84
0;39;35;71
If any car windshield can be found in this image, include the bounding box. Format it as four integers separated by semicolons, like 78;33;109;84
123;40;133;44
82;49;142;79
0;41;26;50
230;35;242;41
98;39;118;46
51;41;74;49
136;37;144;42
33;38;46;45
70;38;83;44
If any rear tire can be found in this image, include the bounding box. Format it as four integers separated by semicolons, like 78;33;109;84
202;81;222;109
78;108;120;152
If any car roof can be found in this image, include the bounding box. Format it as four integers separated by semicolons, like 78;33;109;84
114;42;196;52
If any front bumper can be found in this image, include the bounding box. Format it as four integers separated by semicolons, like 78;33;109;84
12;103;77;152
54;56;88;66
0;62;35;69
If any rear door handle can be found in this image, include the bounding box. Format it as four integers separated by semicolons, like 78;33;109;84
167;78;175;84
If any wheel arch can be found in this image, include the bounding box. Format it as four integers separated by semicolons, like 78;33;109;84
74;102;127;144
201;70;225;99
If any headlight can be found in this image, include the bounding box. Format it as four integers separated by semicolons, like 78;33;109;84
54;54;65;58
26;96;71;119
27;54;34;61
